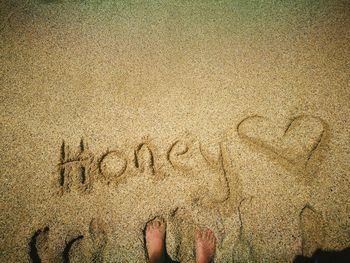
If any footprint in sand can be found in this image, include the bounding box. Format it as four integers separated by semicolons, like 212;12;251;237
89;218;108;263
165;208;198;263
300;204;325;257
29;226;86;263
29;219;108;263
29;226;50;263
237;115;328;177
63;234;85;263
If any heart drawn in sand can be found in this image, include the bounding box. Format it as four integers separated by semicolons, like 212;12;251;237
237;115;328;175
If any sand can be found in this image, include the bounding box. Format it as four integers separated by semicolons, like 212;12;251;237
0;0;349;262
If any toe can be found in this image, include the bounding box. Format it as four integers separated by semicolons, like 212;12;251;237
211;232;216;243
204;229;209;240
154;220;160;228
211;230;216;239
195;228;202;240
148;221;156;232
146;222;152;231
204;229;210;239
159;221;166;232
201;229;206;239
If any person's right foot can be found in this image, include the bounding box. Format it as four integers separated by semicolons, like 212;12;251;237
195;227;216;263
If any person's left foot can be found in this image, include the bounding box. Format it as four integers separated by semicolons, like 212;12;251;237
145;218;166;263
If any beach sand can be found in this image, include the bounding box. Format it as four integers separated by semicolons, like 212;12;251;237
1;0;349;262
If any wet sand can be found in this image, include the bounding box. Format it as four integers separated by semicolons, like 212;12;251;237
1;0;349;262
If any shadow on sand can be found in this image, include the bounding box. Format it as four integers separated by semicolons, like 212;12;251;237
294;247;350;263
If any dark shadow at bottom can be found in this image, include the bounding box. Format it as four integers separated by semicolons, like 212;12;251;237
294;247;350;263
165;254;180;263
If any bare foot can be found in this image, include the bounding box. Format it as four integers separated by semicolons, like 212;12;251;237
145;218;166;263
195;228;216;263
